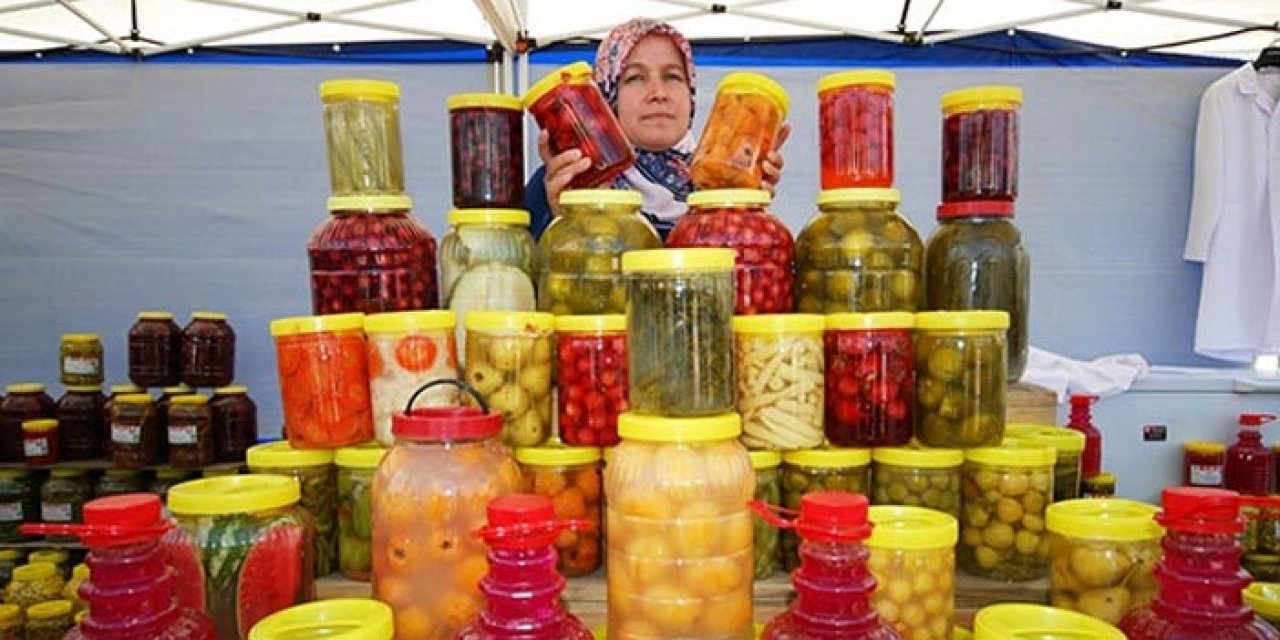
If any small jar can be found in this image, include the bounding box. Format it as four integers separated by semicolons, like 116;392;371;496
363;311;459;447
55;385;105;461
824;312;916;448
319;78;404;196
940;85;1022;202
523;62;634;189
732;314;825;450
21;419;59;466
335;444;386;582
248;441;338;578
181;311;236;388
817;70;895;189
0;384;56;463
622;248;736;416
108;393;162;469
448;92;524;208
750;451;782;580
40;470;91;538
1082;472;1117;499
0;603;17;640
167;394;214;468
94;469;148;497
780;447;872;570
690;72;789;189
1006;424;1087;502
60;333;103;386
866;505;959;640
915;311;1008;448
1184;440;1226;487
102;384;142;436
1045;498;1162;625
463;311;555;448
150;468;197;503
515;445;603;577
63;563;88;614
28;600;75;640
872;446;964;518
270;313;373;450
210;385;258;462
27;550;68;581
128;310;183;387
555;315;628;447
0;470;35;542
3;562;62;609
958;441;1056;582
155;385;191;464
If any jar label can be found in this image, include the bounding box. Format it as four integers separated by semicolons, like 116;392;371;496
0;502;22;522
111;424;141;445
22;438;48;458
169;425;198;445
1190;464;1223;486
41;502;71;523
63;356;100;375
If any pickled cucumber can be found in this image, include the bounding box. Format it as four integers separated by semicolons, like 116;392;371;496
794;200;923;313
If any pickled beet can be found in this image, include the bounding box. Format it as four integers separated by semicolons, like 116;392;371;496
824;326;914;448
556;332;627;447
308;201;439;315
449;97;524;208
818;74;894;189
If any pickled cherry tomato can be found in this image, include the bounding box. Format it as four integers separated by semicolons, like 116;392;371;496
557;332;627;447
824;325;914;448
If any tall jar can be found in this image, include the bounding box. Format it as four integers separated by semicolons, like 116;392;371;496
210;386;258;463
690;72;789;189
817;70;895;189
940;85;1022;202
270;313;373;449
1045;498;1162;625
449;93;524;208
515;445;603;577
915;311;1008;448
128;310;183;387
1006;424;1086;502
41;469;92;541
732;314;825;450
668;189;795;315
958;441;1056;582
319;78;403;196
0;384;55;463
555;315;628;447
780;447;872;570
463;311;554;448
537;189;662;315
56;385;104;461
108;393;162;469
102;385;141;437
439;209;537;358
866;505;959;640
795;188;923;313
336;445;386;582
155;385;191;465
167;394;214;469
307;195;439;315
926;201;1029;381
181;312;236;388
363;310;459;447
622;248;736;416
0;470;36;542
750;451;783;580
248;441;338;579
522;62;634;189
824;312;915;448
60;333;103;386
606;412;755;639
872;446;964;518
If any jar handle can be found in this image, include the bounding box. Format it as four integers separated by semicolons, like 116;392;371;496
404;378;489;415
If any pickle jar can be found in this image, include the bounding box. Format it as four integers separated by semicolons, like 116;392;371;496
780;447;872;570
128;310;183;387
1081;472;1117;499
319;78;404;196
335;444;385;582
55;385;104;461
60;333;103;386
21;419;58;466
1006;424;1087;502
555;314;628;447
974;603;1125;639
732;314;825;450
26;599;73;640
28;550;69;581
817;70;896;189
210;385;258;463
3;562;62;609
795;188;924;313
824;312;916;448
1185;440;1227;487
63;563;87;614
940;85;1022;202
872;446;964;518
605;413;755;639
866;505;959;640
462;311;554;448
622;248;736;416
167;394;214;469
439;209;538;344
668;189;795;315
0;470;35;542
150;468;196;503
515;445;603;577
248;599;394;640
94;469;147;497
448;92;524;209
181;312;236;388
522;61;635;189
102;384;141;436
690;72;789;189
41;470;91;539
925;201;1029;381
247;441;338;578
750;450;783;579
0;603;18;640
1045;498;1163;625
108;393;161;469
915;311;1009;448
958;441;1056;582
155;385;191;464
363;311;459;447
308;195;439;315
0;384;55;463
538;189;662;315
270;313;373;450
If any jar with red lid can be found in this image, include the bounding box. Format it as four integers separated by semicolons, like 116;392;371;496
22;419;59;465
824;312;915;448
210;385;257;463
668;189;795;315
308;195;439;315
523;62;634;189
690;72;789;189
817;70;895;189
55;386;104;461
555;315;627;447
449;93;524;209
0;384;55;463
940;85;1022;202
319;78;404;196
1184;440;1226;488
270;313;373;449
181;312;236;388
128;310;182;387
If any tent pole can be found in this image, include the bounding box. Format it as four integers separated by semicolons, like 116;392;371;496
926;6;1104;44
141;18;306;56
0;24;117;52
1119;4;1275;31
54;0;129;53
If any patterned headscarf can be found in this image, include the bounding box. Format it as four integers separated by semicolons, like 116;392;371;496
594;18;697;119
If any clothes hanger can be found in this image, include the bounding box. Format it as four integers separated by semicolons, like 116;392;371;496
1254;35;1280;70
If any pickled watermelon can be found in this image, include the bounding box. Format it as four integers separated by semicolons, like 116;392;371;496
236;524;304;637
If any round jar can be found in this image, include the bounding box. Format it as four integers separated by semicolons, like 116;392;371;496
439;208;538;356
167;394;214;469
622;248;736;416
780;447;872;570
817;70;895;189
0;470;35;542
463;311;555;448
1185;440;1226;488
940;85;1022;202
181;312;236;388
21;419;58;466
3;562;62;609
335;444;385;582
318;78;404;196
515;445;603;577
28;550;69;580
448;92;524;209
0;384;55;463
210;385;258;462
824;312;916;447
872;446;964;517
750;451;782;580
26;599;73;640
866;505;959;640
363;311;458;447
1006;424;1087;502
523;62;635;189
94;469;148;497
690;72;789;189
55;385;104;461
1045;498;1162;625
128;310;183;387
108;393;162;469
915;311;1009;448
248;598;395;640
41;469;91;539
958;441;1056;582
732;314;825;450
0;603;19;640
270;313;373;449
247;441;338;578
974;603;1125;640
60;333;103;386
555;315;628;447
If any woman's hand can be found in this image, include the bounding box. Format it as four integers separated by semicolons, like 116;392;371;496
539;130;593;217
761;123;791;197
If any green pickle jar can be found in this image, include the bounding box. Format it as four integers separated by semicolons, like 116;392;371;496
1081;472;1117;499
780;447;871;570
0;603;18;640
958;441;1056;582
872;446;963;517
3;562;63;609
915;311;1008;448
335;444;386;582
1005;424;1086;502
0;470;35;542
60;333;103;386
750;451;782;579
247;441;338;577
25;599;73;640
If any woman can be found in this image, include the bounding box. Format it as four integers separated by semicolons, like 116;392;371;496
525;18;789;239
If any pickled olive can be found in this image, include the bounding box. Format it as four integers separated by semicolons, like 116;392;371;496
464;314;554;448
914;312;1007;448
519;460;602;577
779;451;870;570
824;317;914;448
1045;499;1162;625
958;446;1054;582
734;322;824;451
871;452;963;517
449;95;523;208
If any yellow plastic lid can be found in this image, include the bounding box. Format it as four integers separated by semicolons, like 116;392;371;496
826;312;915;331
915;310;1009;331
12;561;56;582
168;475;300;516
190;311;228;322
515;445;602;466
327;195;413;214
335;445;388;469
0;549;23;562
5;383;44;394
718;71;790;118
137;310;174;320
784;447;872;468
965;440;1056;467
621;248;735;273
363;310;456;334
50;468;86;478
65;384;103;393
0;470;28;480
750;450;783;470
213;385;249;395
733;314;825;334
29;550;68;565
21;418;57;433
973;603;1125;640
247;441;335;468
171;395;209;406
1244;582;1280;620
447;208;531;227
1185;439;1227;454
319;78;401;102
161;385;193;395
269;313;365;337
0;604;18;625
941;85;1023;115
554;314;626;334
446;92;521;111
618;412;741;443
523;61;594;108
248;598;395;640
1004;424;1086;454
816;187;902;207
873;446;964;468
559;189;643;207
866;505;959;550
954;627;972;640
1046;498;1162;541
816;69;896;93
103;468;141;478
108;384;143;394
686;189;772;208
26;599;73;621
464;310;555;332
61;332;100;343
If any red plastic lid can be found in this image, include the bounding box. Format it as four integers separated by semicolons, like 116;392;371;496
489;494;556;527
1069;394;1098;407
1156;486;1244;534
477;494;592;549
392;405;501;440
1240;413;1277;427
937;200;1015;219
752;491;872;543
21;493;169;547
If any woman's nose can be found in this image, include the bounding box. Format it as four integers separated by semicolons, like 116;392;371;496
646;77;669;102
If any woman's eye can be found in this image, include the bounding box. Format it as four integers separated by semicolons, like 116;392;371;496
623;73;644;84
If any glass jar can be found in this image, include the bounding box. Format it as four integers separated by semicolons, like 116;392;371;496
28;550;69;581
1045;498;1163;625
606;413;754;639
94;469;147;497
780;447;872;570
247;441;338;578
0;384;55;463
27;599;75;639
63;563;87;614
363;311;459;447
668;189;795;315
523;62;634;189
555;315;628;447
22;419;59;465
1082;472;1118;499
0;551;21;591
210;385;257;463
872;446;964;518
0;470;35;542
915;311;1008;448
733;314;825;450
824;312;916;448
463;311;555;448
926;201;1029;381
155;385;191;465
102;384;141;436
1185;440;1227;487
448;92;524;209
3;562;63;609
750;451;782;580
319;78;404;196
537;189;662;315
249;599;394;640
866;505;959;640
181;312;236;388
150;468;196;503
55;385;104;461
940;85;1022;202
165;475;314;640
439;209;538;352
817;70;895;189
41;469;92;539
795;188;924;313
60;333;103;386
622;248;736;415
308;195;439;315
1006;424;1087;502
336;444;385;582
516;446;603;577
128;310;183;387
270;313;373;450
690;72;789;189
167;395;214;469
108;393;161;469
0;603;16;640
978;603;1125;639
958;441;1056;582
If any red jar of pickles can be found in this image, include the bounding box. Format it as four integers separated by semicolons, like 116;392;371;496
128;311;183;388
270;313;373;449
523;62;634;189
515;445;603;577
817;70;895;189
21;419;58;465
181;312;236;388
940;85;1022;202
824;313;915;448
448;93;524;209
690;72;789;189
0;384;55;463
555;315;627;447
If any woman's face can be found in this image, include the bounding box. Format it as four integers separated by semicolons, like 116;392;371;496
614;34;692;152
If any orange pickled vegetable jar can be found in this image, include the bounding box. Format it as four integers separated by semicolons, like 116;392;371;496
690;72;790;189
270;313;373;449
515;445;603;577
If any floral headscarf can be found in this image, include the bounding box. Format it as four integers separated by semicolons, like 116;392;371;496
594;18;697;119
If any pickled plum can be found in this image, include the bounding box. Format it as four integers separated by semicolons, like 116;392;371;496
449;97;524;208
940;86;1021;202
667;199;795;315
824;326;914;448
525;64;634;189
308;207;438;315
818;74;894;189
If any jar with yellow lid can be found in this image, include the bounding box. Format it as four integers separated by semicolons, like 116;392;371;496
606;412;754;639
959;441;1056;581
150;468;197;502
3;562;63;609
0;384;55;463
319;78;404;196
108;393;162;469
825;312;916;447
1185;439;1227;487
449;92;524;209
867;505;959;640
974;603;1125;639
0;549;24;587
41;469;91;541
63;563;88;614
1045;498;1162;625
248;441;337;578
336;444;385;582
439;209;538;354
915;311;1008;448
55;385;105;461
129;310;183;387
780;447;872;570
248;598;394;640
817;70;896;189
0;603;19;640
463;311;555;448
181;312;236;388
270;313;374;450
1006;424;1087;502
28;550;69;580
733;314;825;451
364;311;459;446
1244;583;1280;628
872;446;963;517
21;418;58;465
211;385;257;463
1082;472;1117;499
690;72;789;189
516;445;602;577
60;333;103;386
523;62;634;190
167;394;214;468
940;85;1022;202
750;451;783;579
555;315;628;447
0;470;34;542
24;599;72;640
